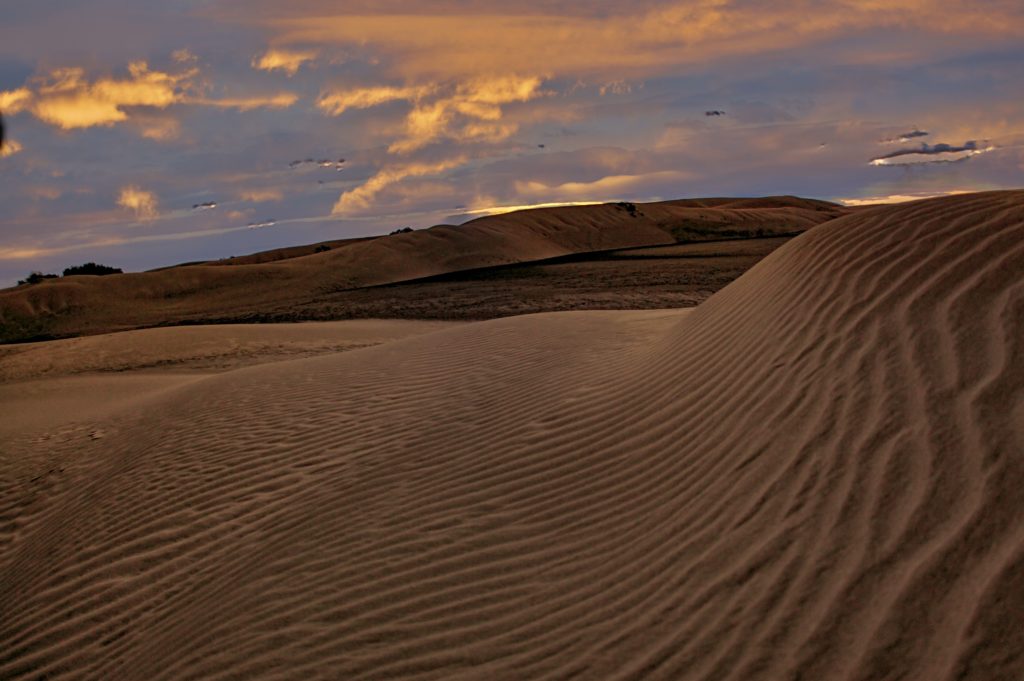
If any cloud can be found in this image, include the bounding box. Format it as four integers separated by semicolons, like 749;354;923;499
2;59;296;133
189;93;299;110
0;222;268;263
870;140;995;166
321;75;545;154
117;185;160;220
0;88;33;113
172;49;198;64
23;61;195;130
332;157;466;214
837;190;974;206
317;84;434;116
261;1;1024;79
883;129;929;143
0;138;23;158
132;110;183;141
319;75;545;213
0;247;53;261
515;170;689;201
252;48;318;76
238;189;284;202
599;81;634;96
462;200;606;218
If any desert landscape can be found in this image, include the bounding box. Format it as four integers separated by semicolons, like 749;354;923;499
1;190;1022;679
4;1;1024;676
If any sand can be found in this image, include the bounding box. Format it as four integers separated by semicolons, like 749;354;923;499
1;190;1022;679
0;320;459;443
0;320;461;383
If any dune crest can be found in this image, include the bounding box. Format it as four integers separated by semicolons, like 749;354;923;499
1;191;1022;679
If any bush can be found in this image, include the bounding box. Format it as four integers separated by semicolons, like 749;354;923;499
614;201;640;217
314;244;331;253
390;227;414;235
62;262;123;277
17;271;59;286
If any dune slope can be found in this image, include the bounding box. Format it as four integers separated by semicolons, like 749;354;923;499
1;191;1022;680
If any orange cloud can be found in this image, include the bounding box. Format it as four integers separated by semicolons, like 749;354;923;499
190;93;299;110
238;189;284;202
0;138;23;158
332;156;466;214
321;75;544;154
463;200;606;217
317;84;434;116
0;88;32;114
266;2;1024;79
515;171;690;200
117;185;160;220
322;75;545;212
0;246;54;260
252;48;318;76
837;190;975;206
130;109;183;141
4;59;298;133
139;119;182;141
25;62;194;130
172;49;198;64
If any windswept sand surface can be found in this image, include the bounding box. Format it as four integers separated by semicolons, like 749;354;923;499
2;191;1023;679
0;320;459;441
0;320;460;383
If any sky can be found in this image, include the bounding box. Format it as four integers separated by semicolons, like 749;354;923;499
1;0;1023;286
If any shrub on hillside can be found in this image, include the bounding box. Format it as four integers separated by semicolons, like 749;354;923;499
62;262;123;277
614;202;640;217
17;271;59;285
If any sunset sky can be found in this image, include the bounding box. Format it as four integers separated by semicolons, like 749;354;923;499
1;0;1023;285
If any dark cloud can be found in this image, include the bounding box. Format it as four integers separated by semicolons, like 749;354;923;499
885;129;930;143
289;158;345;170
870;141;994;166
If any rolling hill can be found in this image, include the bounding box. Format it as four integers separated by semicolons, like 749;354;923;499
0;196;846;342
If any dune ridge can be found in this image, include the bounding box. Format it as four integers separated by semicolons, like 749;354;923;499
1;190;1022;679
0;196;845;342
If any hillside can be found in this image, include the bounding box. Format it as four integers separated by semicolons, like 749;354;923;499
0;196;846;342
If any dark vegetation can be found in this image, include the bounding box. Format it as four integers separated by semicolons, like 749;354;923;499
63;263;123;277
17;272;59;286
390;227;415;235
314;245;331;253
614;202;642;218
17;262;123;287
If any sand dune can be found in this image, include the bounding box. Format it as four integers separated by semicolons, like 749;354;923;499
0;320;459;383
1;190;1022;679
0;320;458;443
0;196;845;342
